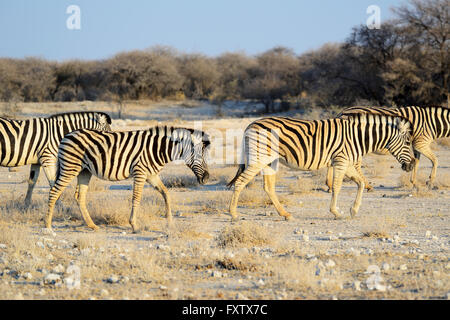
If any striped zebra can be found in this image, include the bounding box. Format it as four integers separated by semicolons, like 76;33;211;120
227;114;415;221
326;106;450;191
0;112;112;206
45;126;210;233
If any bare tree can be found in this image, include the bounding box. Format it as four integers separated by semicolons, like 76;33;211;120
392;0;449;105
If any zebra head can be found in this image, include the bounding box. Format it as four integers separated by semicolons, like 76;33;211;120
177;129;210;185
386;117;415;172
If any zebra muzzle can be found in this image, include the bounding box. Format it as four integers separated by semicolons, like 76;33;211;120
402;159;416;172
198;172;209;185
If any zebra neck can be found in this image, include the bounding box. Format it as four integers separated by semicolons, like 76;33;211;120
170;138;192;162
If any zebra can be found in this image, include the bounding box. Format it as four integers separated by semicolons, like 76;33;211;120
226;114;415;221
45;126;210;233
325;106;450;191
0;111;112;207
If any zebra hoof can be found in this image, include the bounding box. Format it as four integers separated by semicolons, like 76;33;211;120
230;216;240;223
332;212;344;220
425;181;438;190
88;225;100;231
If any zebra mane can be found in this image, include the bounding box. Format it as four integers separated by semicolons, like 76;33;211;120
337;107;412;125
150;126;210;146
396;105;450;111
48;111;112;124
338;106;399;118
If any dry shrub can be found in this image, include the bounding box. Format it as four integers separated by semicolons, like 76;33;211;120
88;178;106;192
216;257;257;272
359;214;402;238
73;233;107;249
216;221;275;248
168;222;213;240
397;172;428;189
211;166;239;186
437;137;450;148
236;188;295;208
0;223;36;253
364;156;392;179
162;175;199;188
286;177;319;194
236;189;269;208
434;172;450;190
87;194;163;227
362;231;390;239
267;257;324;291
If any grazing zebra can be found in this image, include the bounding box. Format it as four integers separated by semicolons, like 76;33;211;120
0;112;112;206
45;126;210;233
326;106;450;191
227;114;415;221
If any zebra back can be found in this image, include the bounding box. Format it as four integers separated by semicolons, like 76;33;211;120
338;106;450;141
0;111;112;167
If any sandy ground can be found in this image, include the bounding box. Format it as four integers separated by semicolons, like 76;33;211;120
0;101;448;300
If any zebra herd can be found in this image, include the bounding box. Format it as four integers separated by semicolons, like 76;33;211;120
0;106;449;233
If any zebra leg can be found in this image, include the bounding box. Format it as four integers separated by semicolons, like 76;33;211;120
24;164;41;208
326;166;333;193
410;151;421;187
417;147;438;188
41;161;58;189
76;170;99;231
355;160;373;192
45;167;79;230
262;166;291;221
329;163;347;219
147;174;172;225
74;185;80;201
345;165;365;218
129;175;146;233
229;163;267;221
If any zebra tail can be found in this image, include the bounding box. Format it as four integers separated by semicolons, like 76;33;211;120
226;164;245;189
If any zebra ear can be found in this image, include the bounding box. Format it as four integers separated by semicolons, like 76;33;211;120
396;118;411;135
95;113;107;126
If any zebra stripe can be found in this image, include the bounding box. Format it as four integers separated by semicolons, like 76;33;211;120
334;106;450;188
227;113;415;221
0;111;112;206
45;126;210;232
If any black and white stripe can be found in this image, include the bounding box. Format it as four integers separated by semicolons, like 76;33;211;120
227;114;415;221
331;106;450;189
45;126;210;232
0;112;112;206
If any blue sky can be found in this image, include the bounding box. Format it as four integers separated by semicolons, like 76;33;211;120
0;0;401;61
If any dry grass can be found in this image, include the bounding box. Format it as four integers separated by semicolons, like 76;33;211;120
436;137;450;148
216;221;277;248
364;156;393;179
162;175;199;188
362;231;391;239
210;166;239;186
286;176;320;194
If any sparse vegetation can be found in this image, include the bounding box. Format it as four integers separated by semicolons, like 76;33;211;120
0;1;447;109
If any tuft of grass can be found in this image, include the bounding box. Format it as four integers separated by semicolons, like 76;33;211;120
216;258;257;272
437;137;450;148
162;175;199;188
286;177;320;194
216;221;276;248
362;231;390;239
